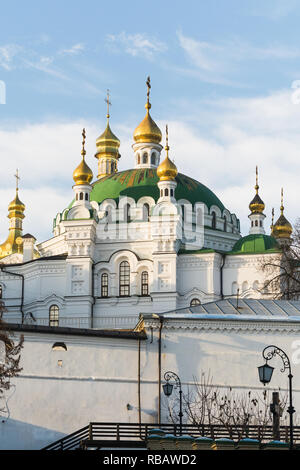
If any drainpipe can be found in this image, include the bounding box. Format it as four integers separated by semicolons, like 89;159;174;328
138;338;141;428
91;262;96;328
220;253;225;300
0;265;25;324
158;315;164;425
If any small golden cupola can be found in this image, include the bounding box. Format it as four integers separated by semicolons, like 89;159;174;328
157;125;178;201
133;77;163;169
249;166;265;214
95;90;120;179
248;166;266;235
157;125;178;181
73;128;93;186
0;170;25;260
272;188;292;242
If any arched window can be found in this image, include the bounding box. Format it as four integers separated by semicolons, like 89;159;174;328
101;273;109;297
119;261;130;296
190;298;201;306
49;305;59;327
255;220;258;227
160;189;163;197
143;203;150;221
165;188;169;197
224;217;227;232
143;153;148;164
124;204;131;222
170;189;174;197
141;271;149;296
80;193;84;200
211;212;216;229
151;153;156;165
137;154;141;165
85;193;88;201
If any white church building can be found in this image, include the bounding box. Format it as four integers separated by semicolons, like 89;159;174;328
0;80;298;449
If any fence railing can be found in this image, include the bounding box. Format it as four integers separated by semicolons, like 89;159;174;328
42;421;300;450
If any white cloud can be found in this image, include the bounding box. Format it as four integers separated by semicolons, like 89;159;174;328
0;44;22;70
106;32;167;60
59;43;85;56
177;31;300;84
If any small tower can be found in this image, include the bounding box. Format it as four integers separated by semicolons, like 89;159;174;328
271;188;292;246
95;90;120;179
72;128;93;207
133;76;163;169
156;125;178;202
0;170;25;259
248;166;266;235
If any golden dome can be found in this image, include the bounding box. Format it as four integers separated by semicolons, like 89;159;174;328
157;125;178;181
133;76;162;144
249;166;265;214
157;155;178;181
73;159;93;185
8;191;25;214
272;189;292;239
73;128;93;185
95;121;120;158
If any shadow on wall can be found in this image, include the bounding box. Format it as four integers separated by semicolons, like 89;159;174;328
0;418;65;450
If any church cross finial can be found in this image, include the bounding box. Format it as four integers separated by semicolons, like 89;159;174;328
146;76;151;110
255;166;259;193
280;187;284;214
14;169;20;192
165;124;169;156
105;89;111;120
81;128;86;158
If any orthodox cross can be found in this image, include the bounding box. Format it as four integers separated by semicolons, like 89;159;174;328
14;169;20;192
146;76;151;109
105;89;111;119
81;128;86;157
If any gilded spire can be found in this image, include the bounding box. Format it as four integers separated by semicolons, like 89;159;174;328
133;76;162;144
157;125;178;181
73;128;93;185
0;172;25;259
249;166;265;214
95;90;120;179
272;188;292;240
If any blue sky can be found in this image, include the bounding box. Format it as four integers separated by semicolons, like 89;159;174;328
1;0;300;240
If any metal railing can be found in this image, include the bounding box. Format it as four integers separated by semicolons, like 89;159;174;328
42;422;300;450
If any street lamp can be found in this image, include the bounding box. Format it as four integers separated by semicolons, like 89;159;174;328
162;371;183;435
258;345;295;450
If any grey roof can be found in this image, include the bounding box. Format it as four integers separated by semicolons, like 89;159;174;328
148;298;300;322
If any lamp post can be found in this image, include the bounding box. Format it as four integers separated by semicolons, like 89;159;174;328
162;371;183;435
258;345;295;450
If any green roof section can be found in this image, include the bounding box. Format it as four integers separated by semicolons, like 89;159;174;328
89;168;226;210
229;234;280;255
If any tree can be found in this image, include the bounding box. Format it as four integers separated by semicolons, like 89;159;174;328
164;372;288;441
260;219;300;300
0;300;24;403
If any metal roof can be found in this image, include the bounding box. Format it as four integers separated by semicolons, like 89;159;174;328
155;298;300;321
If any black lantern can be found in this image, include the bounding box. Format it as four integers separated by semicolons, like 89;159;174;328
258;362;274;385
163;381;173;397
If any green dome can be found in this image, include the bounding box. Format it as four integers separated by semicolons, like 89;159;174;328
230;234;280;254
90;168;225;210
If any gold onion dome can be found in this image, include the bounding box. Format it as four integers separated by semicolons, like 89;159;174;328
157;125;178;181
8;190;25;214
73;128;93;185
133;76;162;144
272;188;292;239
249;166;265;214
95;91;120;158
